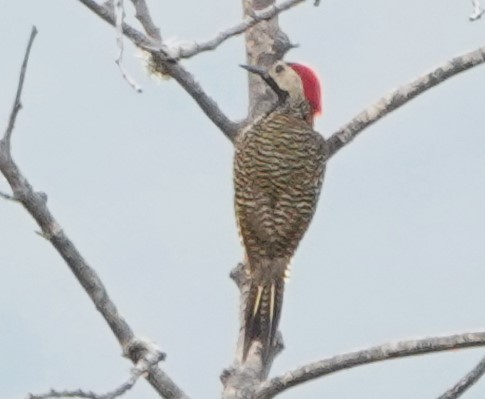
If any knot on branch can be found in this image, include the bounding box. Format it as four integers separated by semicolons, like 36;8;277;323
123;337;166;369
36;191;48;204
220;364;260;399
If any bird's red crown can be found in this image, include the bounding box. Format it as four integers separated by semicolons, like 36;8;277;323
289;63;322;117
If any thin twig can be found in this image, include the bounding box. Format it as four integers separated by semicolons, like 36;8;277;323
3;26;37;148
325;45;485;161
177;0;305;59
0;27;189;399
130;0;162;41
27;347;165;399
255;331;485;399
113;0;143;92
27;383;134;399
0;190;17;201
437;354;485;399
470;0;484;21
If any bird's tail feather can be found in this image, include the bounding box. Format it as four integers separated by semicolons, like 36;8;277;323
242;277;285;362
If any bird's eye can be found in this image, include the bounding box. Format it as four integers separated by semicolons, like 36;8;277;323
275;65;284;74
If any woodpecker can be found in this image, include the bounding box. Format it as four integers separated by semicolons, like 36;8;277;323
234;60;326;362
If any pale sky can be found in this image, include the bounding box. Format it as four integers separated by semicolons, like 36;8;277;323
1;1;485;399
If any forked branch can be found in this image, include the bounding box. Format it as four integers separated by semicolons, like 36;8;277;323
176;0;305;59
130;0;162;41
27;344;166;399
77;0;238;140
0;27;188;399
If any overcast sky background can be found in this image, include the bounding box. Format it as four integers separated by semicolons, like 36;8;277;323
1;1;485;398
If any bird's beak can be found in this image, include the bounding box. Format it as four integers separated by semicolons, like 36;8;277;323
240;63;289;104
239;64;268;78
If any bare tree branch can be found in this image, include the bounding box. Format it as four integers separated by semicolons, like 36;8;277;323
0;27;189;399
437;354;485;399
325;45;485;161
28;373;139;399
76;0;239;140
79;0;156;48
27;345;165;399
255;331;485;399
130;0;162;41
3;26;37;148
176;0;305;59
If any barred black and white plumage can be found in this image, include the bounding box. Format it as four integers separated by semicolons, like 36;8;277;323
234;61;326;362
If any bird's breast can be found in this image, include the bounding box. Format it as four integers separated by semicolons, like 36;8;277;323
236;121;321;194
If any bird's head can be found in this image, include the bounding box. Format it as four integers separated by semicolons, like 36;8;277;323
241;60;322;123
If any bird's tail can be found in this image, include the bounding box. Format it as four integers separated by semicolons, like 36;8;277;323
242;277;285;362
